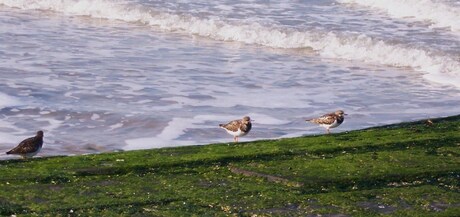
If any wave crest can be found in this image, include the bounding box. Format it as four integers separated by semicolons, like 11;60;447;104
1;0;459;88
338;0;460;32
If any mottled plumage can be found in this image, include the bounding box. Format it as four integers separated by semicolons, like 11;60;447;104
6;131;44;159
306;110;346;134
219;116;252;142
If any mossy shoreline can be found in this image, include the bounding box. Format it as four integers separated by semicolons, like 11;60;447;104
1;115;459;216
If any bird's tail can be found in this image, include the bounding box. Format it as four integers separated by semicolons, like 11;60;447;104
6;151;11;155
305;118;319;124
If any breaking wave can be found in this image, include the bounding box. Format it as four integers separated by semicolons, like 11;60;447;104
337;0;460;32
1;0;459;87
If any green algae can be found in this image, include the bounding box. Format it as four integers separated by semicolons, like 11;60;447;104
0;115;459;216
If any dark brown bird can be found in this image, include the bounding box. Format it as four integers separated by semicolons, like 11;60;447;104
306;110;347;134
6;131;44;159
219;116;252;142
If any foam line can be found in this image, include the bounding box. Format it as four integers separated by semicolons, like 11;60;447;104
1;0;459;88
0;93;21;109
337;0;460;32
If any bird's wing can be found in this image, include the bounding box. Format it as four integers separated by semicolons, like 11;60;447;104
220;120;241;132
310;113;336;125
8;137;40;154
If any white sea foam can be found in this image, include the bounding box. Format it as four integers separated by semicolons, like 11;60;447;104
0;131;25;148
124;115;232;150
0;119;30;151
108;123;124;131
124;117;202;150
91;114;100;121
337;0;460;32
0;93;21;109
123;114;284;150
1;0;459;88
35;117;63;135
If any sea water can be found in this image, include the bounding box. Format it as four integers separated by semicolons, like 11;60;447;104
0;0;459;159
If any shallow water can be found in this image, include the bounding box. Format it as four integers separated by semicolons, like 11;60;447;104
0;0;459;159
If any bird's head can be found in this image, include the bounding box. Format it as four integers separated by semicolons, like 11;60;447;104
335;110;347;117
242;116;251;124
36;131;44;138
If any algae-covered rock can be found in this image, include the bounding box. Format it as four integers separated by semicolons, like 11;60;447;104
1;115;459;216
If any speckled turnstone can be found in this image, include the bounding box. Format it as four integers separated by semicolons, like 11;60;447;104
219;116;252;142
6;131;44;159
306;110;347;134
425;119;434;126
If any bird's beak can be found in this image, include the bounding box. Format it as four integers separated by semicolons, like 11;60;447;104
344;114;348;116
